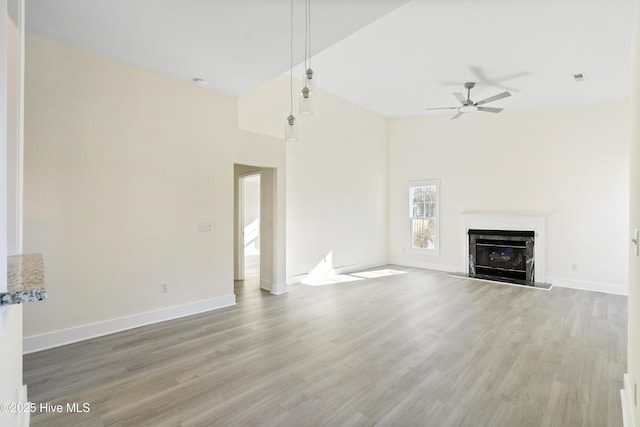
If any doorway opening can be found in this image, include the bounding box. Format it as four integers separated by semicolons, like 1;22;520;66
240;173;261;284
234;164;282;296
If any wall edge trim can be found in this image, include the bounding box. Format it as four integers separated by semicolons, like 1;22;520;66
622;373;636;427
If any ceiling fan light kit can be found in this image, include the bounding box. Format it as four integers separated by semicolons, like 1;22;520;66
459;105;478;113
426;81;511;119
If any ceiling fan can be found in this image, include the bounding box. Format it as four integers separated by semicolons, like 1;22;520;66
426;82;511;119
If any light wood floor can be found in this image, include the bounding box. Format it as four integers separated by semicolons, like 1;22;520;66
24;265;627;426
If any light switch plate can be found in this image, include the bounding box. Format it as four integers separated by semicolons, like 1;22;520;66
198;222;213;232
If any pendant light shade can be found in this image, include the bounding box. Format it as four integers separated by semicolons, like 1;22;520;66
285;114;298;141
299;86;313;115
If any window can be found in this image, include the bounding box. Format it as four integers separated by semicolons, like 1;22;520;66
409;180;439;254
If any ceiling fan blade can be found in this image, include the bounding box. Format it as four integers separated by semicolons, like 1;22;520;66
425;107;458;111
475;91;511;105
477;106;503;113
453;92;466;104
450;111;463;120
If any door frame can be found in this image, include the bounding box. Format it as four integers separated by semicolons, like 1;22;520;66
234;164;284;294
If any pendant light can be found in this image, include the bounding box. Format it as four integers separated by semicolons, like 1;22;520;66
304;0;316;94
285;0;298;141
299;0;314;115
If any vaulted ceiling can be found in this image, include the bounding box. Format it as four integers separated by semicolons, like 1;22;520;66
26;0;635;118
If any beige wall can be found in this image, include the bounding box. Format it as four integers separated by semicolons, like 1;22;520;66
389;105;630;293
239;76;389;278
23;34;290;349
23;34;240;340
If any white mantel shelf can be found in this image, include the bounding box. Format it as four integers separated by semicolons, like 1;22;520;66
1;254;47;306
460;210;552;218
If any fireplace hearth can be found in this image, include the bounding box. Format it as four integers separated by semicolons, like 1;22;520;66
468;229;534;284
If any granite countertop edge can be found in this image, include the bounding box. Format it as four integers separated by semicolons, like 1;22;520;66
1;253;47;307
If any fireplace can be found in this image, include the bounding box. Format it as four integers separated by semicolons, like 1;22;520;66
468;229;535;284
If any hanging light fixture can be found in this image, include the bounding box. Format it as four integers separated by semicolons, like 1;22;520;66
299;0;314;115
285;0;298;141
304;0;316;94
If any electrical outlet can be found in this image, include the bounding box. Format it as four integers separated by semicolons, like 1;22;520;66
161;283;168;293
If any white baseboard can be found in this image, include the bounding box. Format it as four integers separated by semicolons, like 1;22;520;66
259;279;288;295
388;263;627;296
260;279;272;292
388;258;460;274
286;274;306;285
291;261;628;296
23;295;236;354
270;282;288;295
547;276;628;296
622;373;636;427
332;259;390;276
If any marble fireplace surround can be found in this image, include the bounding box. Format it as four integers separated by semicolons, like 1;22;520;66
460;212;547;284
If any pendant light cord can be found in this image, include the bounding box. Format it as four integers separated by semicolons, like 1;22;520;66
303;0;312;87
307;0;311;69
303;0;308;87
290;0;294;116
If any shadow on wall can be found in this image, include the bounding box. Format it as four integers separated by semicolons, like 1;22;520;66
244;219;260;255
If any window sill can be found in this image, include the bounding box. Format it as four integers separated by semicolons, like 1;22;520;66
406;248;440;256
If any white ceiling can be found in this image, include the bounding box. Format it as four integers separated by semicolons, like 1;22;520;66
26;0;635;118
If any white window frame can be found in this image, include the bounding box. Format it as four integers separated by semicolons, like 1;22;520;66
407;179;440;256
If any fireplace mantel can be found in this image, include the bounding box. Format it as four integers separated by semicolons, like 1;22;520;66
460;212;548;283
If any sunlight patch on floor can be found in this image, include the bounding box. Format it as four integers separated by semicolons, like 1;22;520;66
303;269;409;286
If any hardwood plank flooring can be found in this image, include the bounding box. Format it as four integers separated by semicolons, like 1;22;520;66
24;265;627;426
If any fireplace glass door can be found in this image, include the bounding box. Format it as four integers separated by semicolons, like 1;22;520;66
475;238;527;280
